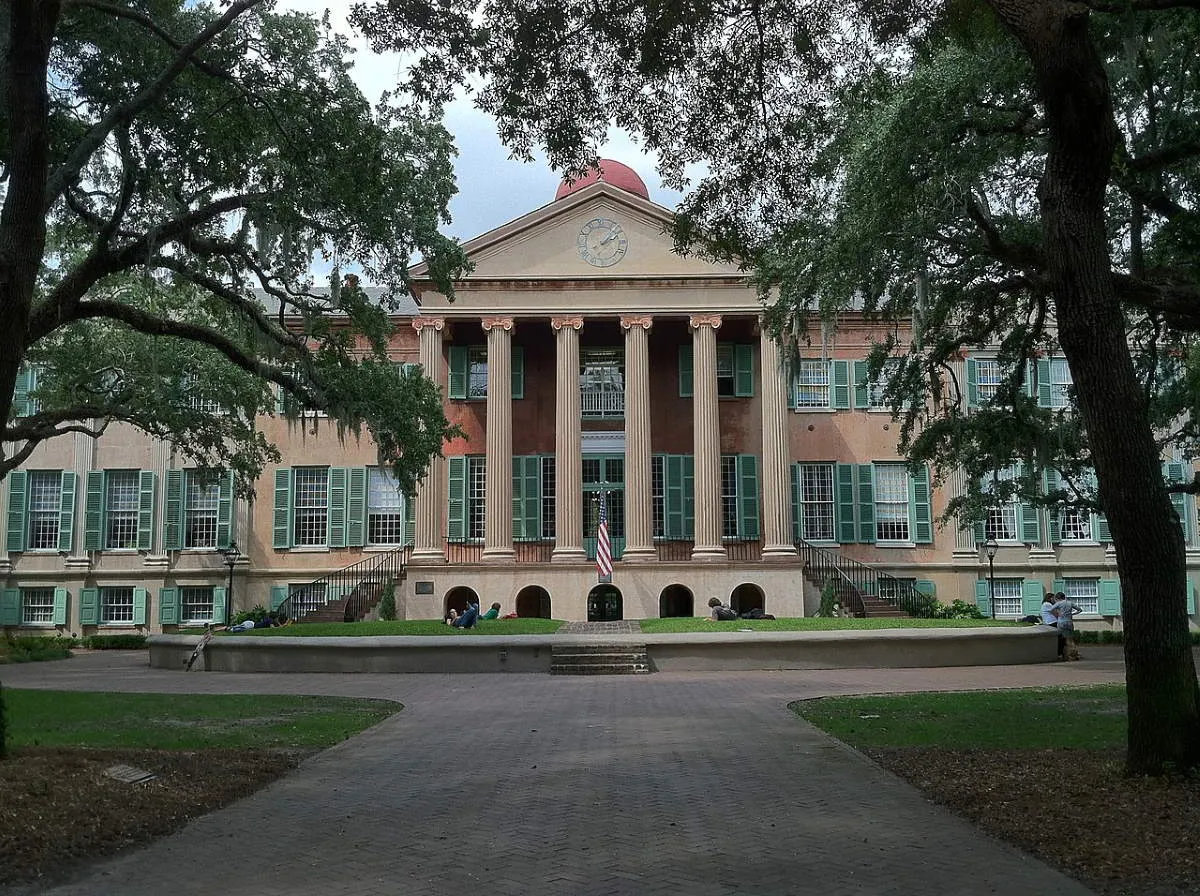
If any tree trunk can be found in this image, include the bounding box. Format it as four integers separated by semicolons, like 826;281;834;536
0;0;59;440
988;0;1200;774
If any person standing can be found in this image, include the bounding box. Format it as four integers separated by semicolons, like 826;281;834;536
1052;590;1082;660
1041;591;1065;659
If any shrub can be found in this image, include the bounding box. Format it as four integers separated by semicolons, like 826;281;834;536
232;605;270;626
378;585;397;621
817;578;841;617
908;593;942;619
82;635;146;650
0;634;76;663
0;682;6;759
939;599;987;620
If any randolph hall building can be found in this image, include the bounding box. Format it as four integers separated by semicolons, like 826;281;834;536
3;160;1198;633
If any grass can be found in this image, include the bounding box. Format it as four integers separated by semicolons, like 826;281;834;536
793;685;1127;750
639;617;1015;634
4;690;401;750
234;618;565;637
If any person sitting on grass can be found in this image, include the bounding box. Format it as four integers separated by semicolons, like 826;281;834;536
451;600;480;629
480;602;502;621
706;597;739;621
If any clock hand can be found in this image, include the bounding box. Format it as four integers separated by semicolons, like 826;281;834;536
599;229;619;246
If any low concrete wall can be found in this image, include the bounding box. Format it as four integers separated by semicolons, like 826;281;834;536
150;626;1059;674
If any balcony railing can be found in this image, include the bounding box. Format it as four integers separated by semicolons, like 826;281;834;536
581;388;624;418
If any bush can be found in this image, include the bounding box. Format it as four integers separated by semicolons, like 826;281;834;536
908;593;942;619
938;599;988;620
377;585;397;621
81;635;146;650
0;682;6;759
0;634;77;663
817;578;840;617
232;605;270;626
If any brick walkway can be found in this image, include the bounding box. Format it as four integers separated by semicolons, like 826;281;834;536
0;649;1125;896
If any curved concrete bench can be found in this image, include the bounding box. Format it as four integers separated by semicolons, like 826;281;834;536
150;625;1059;673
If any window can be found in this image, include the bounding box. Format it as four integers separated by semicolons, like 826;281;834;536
716;344;737;397
21;588;54;625
874;463;910;541
1063;578;1099;615
181;586;215;624
720;457;739;538
449;345;524;401
101;586;135;624
868;360;900;409
12;363;41;417
651;454;695;540
467;347;488;399
975;359;1001;404
990;578;1023;618
104;471;140;549
467;456;486;540
580;348;624;418
367;467;405;545
652;456;666;539
288;582;326;618
27;471;61;550
983;468;1020;541
1059;506;1093;541
185;472;220;548
540;456;556;540
799;464;835;541
794;361;831;408
877;577;916;602
719;455;759;539
293;467;329;547
1049;358;1072;408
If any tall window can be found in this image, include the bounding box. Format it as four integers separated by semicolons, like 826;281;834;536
794;361;830;408
1049;358;1072;408
185;472;220;548
984;467;1019;541
715;344;736;396
799;464;835;541
990;578;1023;617
467;456;486;540
181;586;215;624
720;456;739;538
868;360;900;409
467;347;488;399
368;467;405;545
651;456;666;539
1064;577;1099;615
1059;506;1093;541
21;588;54;624
580;348;624;418
874;463;910;541
101;586;135;624
540;456;556;540
293;467;329;546
27;471;61;550
975;359;1001;404
105;471;139;549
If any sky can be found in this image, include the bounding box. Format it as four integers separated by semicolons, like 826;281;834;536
280;1;684;243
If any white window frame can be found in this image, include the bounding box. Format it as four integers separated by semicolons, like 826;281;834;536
467;347;488;400
293;467;329;547
185;471;220;549
874;463;911;543
104;470;140;550
467;456;486;541
27;470;61;551
794;360;831;409
21;587;55;625
990;578;1024;618
983;467;1021;543
367;467;405;546
580;348;625;418
975;359;1002;405
100;586;135;624
716;344;736;397
868;359;900;410
1063;578;1100;616
540;456;556;540
180;585;216;624
651;455;665;539
1049;357;1072;408
799;463;835;542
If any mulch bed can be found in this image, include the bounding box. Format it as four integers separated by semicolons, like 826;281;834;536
868;747;1200;896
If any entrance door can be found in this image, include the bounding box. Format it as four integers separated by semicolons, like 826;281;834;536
583;455;625;560
587;584;623;621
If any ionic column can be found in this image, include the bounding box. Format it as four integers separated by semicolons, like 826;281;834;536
759;324;796;559
622;316;655;562
410;316;447;563
691;315;726;560
552;316;586;562
482;317;515;562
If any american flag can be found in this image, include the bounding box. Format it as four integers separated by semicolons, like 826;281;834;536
596;491;613;582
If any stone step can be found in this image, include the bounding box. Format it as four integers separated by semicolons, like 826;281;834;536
550;662;652;675
551;644;652;675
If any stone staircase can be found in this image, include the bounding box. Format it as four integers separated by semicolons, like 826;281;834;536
550;643;652;675
298;581;384;624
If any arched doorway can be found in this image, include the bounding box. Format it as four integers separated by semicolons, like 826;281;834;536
515;585;552;619
587;584;623;622
444;586;480;620
658;584;694;618
731;583;766;616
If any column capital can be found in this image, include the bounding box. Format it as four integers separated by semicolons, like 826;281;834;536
482;316;515;332
620;315;653;332
689;314;723;331
551;315;584;331
411;315;445;332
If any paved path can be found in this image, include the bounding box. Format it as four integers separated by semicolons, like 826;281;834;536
0;649;1130;896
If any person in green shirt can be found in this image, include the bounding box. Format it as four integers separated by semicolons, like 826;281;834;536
480;602;502;621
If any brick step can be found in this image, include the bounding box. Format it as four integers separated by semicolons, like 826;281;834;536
550;662;652;675
551;644;651;675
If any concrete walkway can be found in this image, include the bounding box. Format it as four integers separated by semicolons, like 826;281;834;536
0;649;1129;896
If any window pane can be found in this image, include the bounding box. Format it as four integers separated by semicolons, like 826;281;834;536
28;471;61;550
1064;578;1099;615
181;586;215;623
368;467;405;545
874;464;910;541
721;456;738;538
541;457;556;540
795;361;830;408
976;360;1001;404
990;578;1023;618
983;467;1019;541
468;347;488;399
468;457;486;540
101;586;134;623
185;472;220;548
716;344;735;397
22;588;54;624
580;348;625;418
868;360;899;408
1050;358;1072;408
800;464;834;541
1060;508;1093;541
293;467;328;546
651;456;665;539
105;471;139;549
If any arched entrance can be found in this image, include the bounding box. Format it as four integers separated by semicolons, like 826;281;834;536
658;584;694;618
444;586;480;620
515;585;552;619
730;583;766;616
587;584;623;622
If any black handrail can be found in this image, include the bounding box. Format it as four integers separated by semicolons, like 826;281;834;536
795;539;932;617
278;545;410;624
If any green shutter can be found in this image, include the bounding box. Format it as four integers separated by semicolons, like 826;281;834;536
404;491;416;546
216;471;234;549
974;579;990;616
512;456;540;540
212;586;227;625
665;454;685;538
790;464;801;542
914;580;936;597
272;468;293;548
910;465;933;544
1044;469;1062;544
0;589;19;625
6;470;26;552
1094;512;1112;542
58;470;78;552
12;365;34;417
84;470;104;551
1019;498;1041;544
1052;579;1066;603
53;586;69;626
853;361;870;408
164;470;184;551
348;467;367;547
1187;580;1196;616
79;587;99;625
737;455;760;539
137;471;156;551
836;463;857;543
682;455;695;538
159;587;180;625
328;467;347;548
678;345;694;398
132;587;148;626
270;585;289;611
448;346;468;399
447;456;467;540
1022;580;1044;615
829;360;849;409
856;464;876;543
1165;462;1190;543
734;344;754;397
1037;358;1052;407
965;357;978;408
511;345;525;399
1098;578;1121;615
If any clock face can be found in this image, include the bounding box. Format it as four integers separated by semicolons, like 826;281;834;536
577;217;628;267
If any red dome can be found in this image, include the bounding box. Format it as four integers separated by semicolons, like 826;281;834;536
554;159;649;201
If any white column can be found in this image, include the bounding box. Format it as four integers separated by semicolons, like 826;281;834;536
552;316;586;562
621;315;655;561
410;316;447;563
482;316;515;562
690;314;726;560
759;323;795;559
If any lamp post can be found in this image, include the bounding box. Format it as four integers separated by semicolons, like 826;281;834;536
218;542;240;627
984;536;998;620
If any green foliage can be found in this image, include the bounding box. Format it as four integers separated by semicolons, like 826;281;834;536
0;682;7;760
0;635;77;664
817;577;841;617
231;605;271;626
925;599;988;620
81;635;147;650
240;618;564;636
377;585;398;621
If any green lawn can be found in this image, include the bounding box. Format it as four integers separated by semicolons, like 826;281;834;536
2;690;401;750
235;618;564;637
794;685;1127;750
639;617;1016;634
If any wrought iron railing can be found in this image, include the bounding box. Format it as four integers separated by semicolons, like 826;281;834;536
724;538;762;562
514;538;554;563
279;546;410;624
655;539;694;562
445;538;485;563
795;539;931;617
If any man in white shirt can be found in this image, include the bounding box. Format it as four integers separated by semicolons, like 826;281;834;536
1052;591;1082;660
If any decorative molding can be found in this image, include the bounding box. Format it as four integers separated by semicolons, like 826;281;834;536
411;315;445;332
551;315;584;331
689;313;723;330
481;316;515;332
582;430;626;454
620;315;653;331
